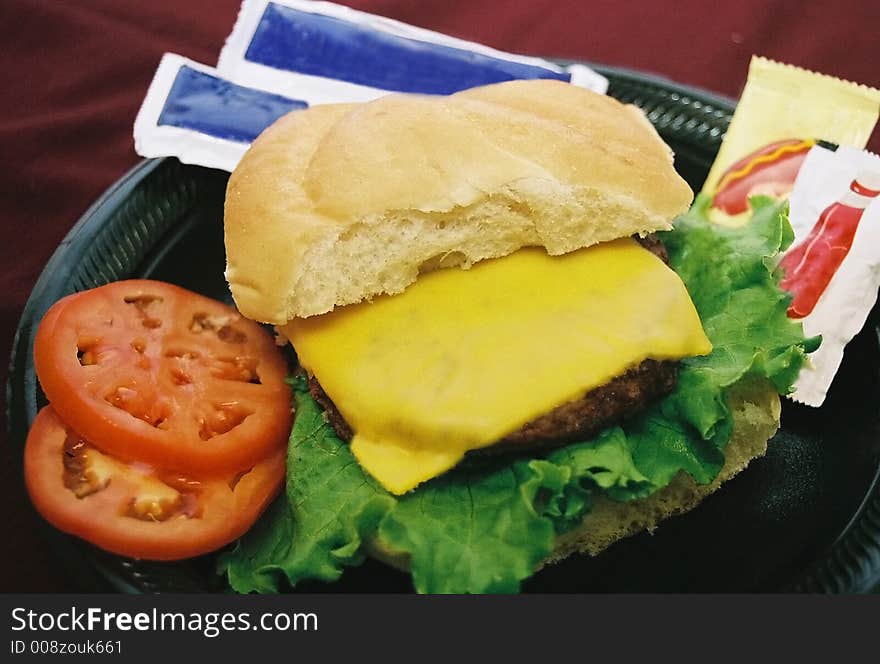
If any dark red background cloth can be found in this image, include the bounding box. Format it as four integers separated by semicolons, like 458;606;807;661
2;0;878;592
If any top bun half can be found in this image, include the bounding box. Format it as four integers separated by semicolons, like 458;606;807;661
224;79;693;324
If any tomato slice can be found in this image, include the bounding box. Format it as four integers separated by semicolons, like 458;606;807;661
34;280;291;475
25;406;285;560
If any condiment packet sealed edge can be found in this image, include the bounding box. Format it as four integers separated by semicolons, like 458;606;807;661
784;146;880;407
217;0;607;104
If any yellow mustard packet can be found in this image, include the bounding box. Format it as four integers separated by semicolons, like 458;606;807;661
702;56;880;225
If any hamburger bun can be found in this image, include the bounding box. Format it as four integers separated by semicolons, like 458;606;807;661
224;79;693;324
222;79;782;581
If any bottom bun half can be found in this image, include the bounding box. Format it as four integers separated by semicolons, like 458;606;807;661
365;377;781;574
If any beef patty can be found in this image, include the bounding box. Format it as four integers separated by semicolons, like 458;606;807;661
308;358;676;457
305;233;678;457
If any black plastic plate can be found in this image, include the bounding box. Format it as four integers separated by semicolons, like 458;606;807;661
8;65;880;593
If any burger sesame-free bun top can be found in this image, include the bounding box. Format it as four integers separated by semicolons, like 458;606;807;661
223;79;694;325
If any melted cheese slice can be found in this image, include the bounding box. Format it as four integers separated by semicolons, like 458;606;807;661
283;239;711;495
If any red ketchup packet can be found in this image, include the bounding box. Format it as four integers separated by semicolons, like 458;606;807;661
783;146;880;406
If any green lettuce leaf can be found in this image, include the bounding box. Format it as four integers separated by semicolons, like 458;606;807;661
221;378;395;593
222;196;817;593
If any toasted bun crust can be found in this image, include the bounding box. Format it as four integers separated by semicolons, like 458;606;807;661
366;378;781;576
224;79;693;324
544;377;780;563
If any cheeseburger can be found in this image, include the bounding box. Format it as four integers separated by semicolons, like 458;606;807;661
222;79;810;592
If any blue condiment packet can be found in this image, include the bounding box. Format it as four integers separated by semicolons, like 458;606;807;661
134;1;608;172
134;54;308;171
217;0;607;103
